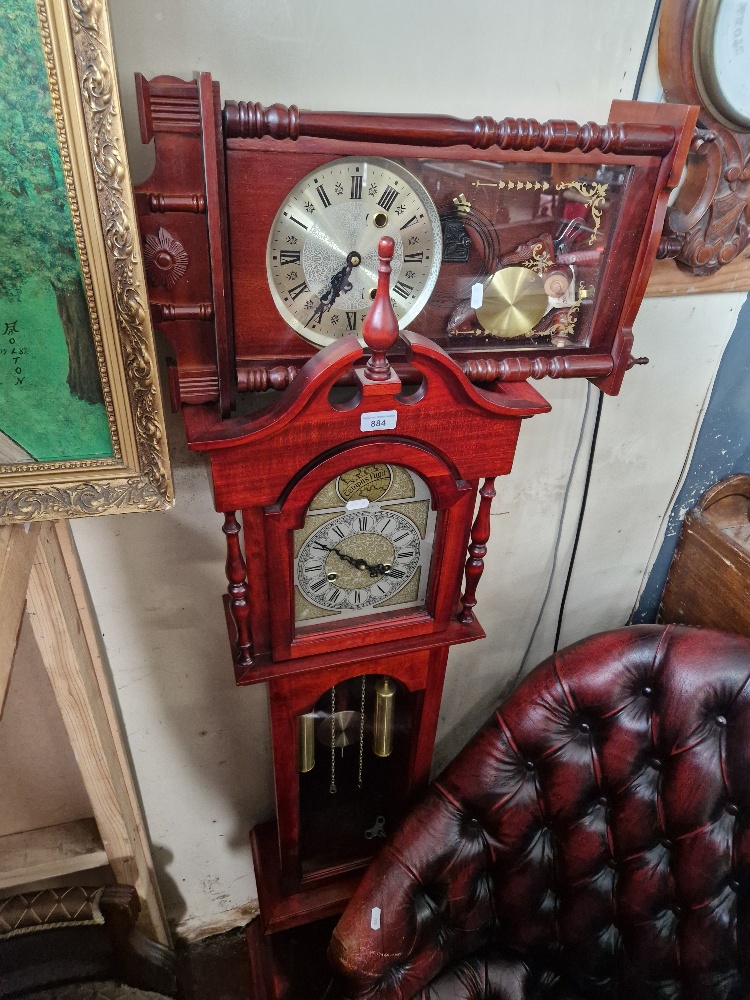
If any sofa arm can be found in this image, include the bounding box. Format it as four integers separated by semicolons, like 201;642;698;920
329;787;497;1000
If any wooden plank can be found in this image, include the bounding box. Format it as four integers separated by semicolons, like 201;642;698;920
50;522;170;944
0;523;40;719
645;248;750;297
0;818;107;891
26;522;169;946
0;613;93;839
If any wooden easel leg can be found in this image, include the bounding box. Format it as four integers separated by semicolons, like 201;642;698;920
26;521;170;946
0;523;40;719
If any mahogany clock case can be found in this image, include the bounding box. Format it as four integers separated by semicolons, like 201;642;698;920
186;330;550;677
133;75;696;415
183;315;549;900
128;73;693;982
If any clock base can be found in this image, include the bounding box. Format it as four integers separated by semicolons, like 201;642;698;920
250;821;363;935
248;821;357;999
246;911;341;1000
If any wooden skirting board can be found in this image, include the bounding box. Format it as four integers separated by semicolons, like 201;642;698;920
0;521;170;947
646;249;750;297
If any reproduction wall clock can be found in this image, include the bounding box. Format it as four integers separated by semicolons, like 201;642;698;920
133;73;695;418
659;0;750;273
131;75;696;998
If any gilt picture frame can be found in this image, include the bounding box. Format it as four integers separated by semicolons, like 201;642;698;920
0;0;172;523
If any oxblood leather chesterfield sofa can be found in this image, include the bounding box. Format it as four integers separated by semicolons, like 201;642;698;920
329;625;750;1000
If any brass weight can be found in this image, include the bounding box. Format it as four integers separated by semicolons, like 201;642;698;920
373;677;396;758
297;713;316;773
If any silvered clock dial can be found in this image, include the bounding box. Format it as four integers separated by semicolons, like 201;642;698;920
266;157;442;347
696;0;750;130
293;464;436;628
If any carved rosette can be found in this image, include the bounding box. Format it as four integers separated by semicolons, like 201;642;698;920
144;228;189;289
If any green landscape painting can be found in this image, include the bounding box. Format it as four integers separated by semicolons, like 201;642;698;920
0;0;113;463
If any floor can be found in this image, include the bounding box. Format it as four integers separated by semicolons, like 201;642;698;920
7;921;335;1000
176;920;340;1000
176;928;252;1000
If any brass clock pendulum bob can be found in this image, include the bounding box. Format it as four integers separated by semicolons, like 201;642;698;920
476;266;549;338
297;675;395;785
318;683;363;794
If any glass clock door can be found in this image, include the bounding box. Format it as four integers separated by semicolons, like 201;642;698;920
296;673;413;876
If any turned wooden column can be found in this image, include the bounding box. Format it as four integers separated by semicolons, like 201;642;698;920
222;512;254;666
362;236;399;382
458;479;497;625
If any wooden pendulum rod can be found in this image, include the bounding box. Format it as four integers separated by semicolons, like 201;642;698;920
458;478;497;625
222;512;254;667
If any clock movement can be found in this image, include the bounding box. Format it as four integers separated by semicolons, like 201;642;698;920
131;75;696;997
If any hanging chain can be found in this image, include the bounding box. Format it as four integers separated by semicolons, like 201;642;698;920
358;675;366;789
329;686;337;794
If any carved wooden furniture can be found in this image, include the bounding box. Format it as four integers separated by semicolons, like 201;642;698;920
0;885;175;998
330;624;750;1000
660;474;750;635
658;0;750;275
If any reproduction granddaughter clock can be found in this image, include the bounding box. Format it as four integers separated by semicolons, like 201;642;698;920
181;238;550;909
132;74;695;997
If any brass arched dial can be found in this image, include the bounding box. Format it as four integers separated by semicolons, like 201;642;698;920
293;464;436;628
266;157;442;347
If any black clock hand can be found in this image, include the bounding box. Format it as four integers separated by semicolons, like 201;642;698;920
305;263;352;328
305;251;362;328
313;542;367;570
334;547;369;572
314;542;406;579
371;563;406;579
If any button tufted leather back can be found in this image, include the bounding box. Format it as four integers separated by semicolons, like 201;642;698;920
330;626;750;1000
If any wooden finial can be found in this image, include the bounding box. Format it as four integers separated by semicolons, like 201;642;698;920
363;236;399;382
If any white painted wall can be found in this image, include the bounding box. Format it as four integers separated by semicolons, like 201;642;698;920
43;0;743;937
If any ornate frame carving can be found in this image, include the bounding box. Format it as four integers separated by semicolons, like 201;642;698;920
0;0;172;523
659;0;750;276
